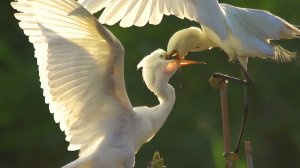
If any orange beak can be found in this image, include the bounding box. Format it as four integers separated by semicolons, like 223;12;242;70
179;60;206;67
171;51;205;67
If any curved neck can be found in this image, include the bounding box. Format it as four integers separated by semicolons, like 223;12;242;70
150;82;176;131
132;82;175;152
186;30;213;54
168;27;214;57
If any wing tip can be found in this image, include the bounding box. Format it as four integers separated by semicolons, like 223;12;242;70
11;1;20;11
68;144;81;151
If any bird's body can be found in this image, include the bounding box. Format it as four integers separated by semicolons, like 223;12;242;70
167;6;300;69
78;0;300;69
12;0;198;167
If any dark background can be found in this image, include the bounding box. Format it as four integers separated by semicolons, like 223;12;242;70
1;0;300;167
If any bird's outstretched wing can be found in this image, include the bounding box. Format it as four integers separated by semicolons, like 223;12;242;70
12;0;133;157
221;4;300;40
78;0;227;40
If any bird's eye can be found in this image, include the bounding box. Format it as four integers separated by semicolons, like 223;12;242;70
165;51;179;60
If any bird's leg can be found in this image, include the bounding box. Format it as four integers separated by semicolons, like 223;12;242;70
238;60;253;86
210;70;251;87
211;58;253;87
209;60;253;161
233;63;252;155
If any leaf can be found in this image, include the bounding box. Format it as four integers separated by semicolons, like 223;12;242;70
147;151;167;168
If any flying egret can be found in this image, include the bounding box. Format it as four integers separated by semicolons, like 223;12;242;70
77;0;300;69
11;0;202;167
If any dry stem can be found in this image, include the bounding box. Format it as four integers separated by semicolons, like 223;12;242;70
219;80;232;168
244;141;253;168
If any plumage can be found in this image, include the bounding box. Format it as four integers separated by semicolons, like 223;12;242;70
12;0;195;167
78;0;300;69
79;0;227;39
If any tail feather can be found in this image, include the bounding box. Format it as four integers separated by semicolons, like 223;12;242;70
272;43;296;63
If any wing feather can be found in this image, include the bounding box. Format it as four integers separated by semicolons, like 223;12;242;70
135;0;152;27
221;4;300;40
221;4;299;61
12;0;133;156
149;0;163;25
80;0;227;39
119;0;140;27
78;0;110;14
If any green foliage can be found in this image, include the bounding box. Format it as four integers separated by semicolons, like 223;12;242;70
147;152;167;168
1;0;300;168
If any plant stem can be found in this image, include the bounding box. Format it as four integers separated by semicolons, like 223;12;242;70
219;80;231;168
244;141;253;168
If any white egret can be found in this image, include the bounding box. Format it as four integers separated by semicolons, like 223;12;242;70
164;4;299;157
77;0;300;158
11;0;202;167
77;0;300;69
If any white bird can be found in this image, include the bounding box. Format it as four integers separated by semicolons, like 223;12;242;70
77;0;300;69
77;0;299;158
11;0;202;167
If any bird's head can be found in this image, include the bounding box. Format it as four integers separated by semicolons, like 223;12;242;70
137;49;203;93
167;27;206;60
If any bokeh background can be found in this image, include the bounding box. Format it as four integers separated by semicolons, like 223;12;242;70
1;0;300;167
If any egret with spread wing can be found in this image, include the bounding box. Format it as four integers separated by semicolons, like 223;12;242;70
76;0;300;159
11;0;202;167
77;0;300;69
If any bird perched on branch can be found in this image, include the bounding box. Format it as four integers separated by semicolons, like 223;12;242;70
76;0;300;159
78;0;300;70
11;0;202;167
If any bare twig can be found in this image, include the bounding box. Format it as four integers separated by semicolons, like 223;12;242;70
244;141;253;168
209;75;244;168
219;80;232;168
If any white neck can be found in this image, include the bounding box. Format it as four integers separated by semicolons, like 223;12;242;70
132;81;175;152
168;27;214;57
149;81;175;133
186;30;213;54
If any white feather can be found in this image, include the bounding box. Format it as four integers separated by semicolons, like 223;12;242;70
220;4;300;40
135;0;152;27
79;0;300;61
13;1;181;167
78;0;110;14
80;0;228;40
119;0;140;27
149;0;164;25
12;0;133;158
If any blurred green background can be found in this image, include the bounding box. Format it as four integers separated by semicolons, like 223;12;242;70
1;0;300;167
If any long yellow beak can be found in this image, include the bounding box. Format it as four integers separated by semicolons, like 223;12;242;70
179;60;206;67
